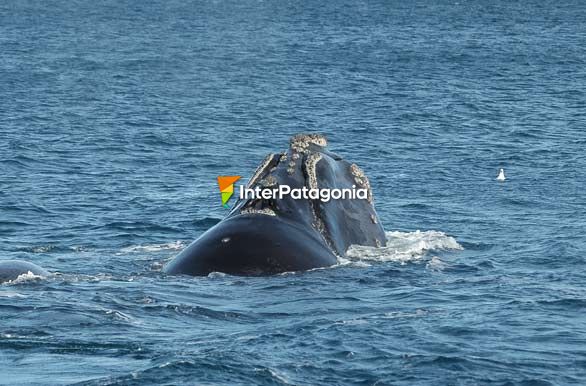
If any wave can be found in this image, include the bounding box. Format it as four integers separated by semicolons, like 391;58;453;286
345;230;463;264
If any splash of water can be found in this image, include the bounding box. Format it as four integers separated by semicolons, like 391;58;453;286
3;271;45;285
345;230;463;264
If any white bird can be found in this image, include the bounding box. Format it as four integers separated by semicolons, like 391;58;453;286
497;168;506;181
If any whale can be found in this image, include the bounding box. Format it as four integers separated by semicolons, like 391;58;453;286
0;260;49;283
164;134;386;276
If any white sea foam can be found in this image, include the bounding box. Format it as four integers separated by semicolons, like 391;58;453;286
426;255;447;271
207;271;228;278
5;271;46;284
0;291;26;298
345;230;463;264
120;241;186;253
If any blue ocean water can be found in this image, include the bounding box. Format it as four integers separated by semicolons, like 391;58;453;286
1;0;586;384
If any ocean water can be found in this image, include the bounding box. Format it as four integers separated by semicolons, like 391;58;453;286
1;0;586;384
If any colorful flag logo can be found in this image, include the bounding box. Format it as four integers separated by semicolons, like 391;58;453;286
217;176;241;208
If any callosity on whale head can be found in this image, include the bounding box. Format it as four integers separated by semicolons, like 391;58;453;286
164;134;386;276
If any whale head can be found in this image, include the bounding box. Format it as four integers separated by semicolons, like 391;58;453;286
164;134;386;276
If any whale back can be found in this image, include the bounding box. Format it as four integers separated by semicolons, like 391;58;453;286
0;260;49;283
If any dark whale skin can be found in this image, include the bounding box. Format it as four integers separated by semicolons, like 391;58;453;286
164;134;386;276
164;214;338;276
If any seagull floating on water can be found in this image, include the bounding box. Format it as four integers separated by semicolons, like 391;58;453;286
497;168;506;181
